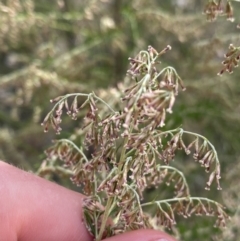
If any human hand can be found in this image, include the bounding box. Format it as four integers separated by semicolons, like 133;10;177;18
0;161;178;241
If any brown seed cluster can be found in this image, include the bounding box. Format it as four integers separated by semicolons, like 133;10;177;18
152;198;229;229
42;46;229;239
203;0;234;22
218;44;240;75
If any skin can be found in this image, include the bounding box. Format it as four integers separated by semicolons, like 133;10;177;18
0;161;178;241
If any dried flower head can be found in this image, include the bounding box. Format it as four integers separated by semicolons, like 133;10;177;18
203;0;224;21
218;44;240;75
41;46;229;241
203;0;234;22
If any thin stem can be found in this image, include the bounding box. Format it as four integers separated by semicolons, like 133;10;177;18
153;127;218;165
139;50;151;67
98;167;118;190
158;165;190;196
50;93;89;113
92;92;116;113
152;66;172;82
181;129;220;165
118;137;129;170
169;67;181;79
51;92;116;116
108;196;117;215
96;197;114;241
153;128;181;138
125;184;143;215
57;139;89;163
93;169;98;237
141;196;221;208
36;165;73;176
132;73;151;105
125;148;135;156
153;127;220;170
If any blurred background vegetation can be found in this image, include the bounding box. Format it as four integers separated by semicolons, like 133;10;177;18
0;0;240;240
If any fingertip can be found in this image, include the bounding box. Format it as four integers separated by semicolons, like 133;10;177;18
0;161;93;241
102;229;178;241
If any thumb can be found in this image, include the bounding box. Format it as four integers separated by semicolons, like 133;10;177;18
103;229;178;241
